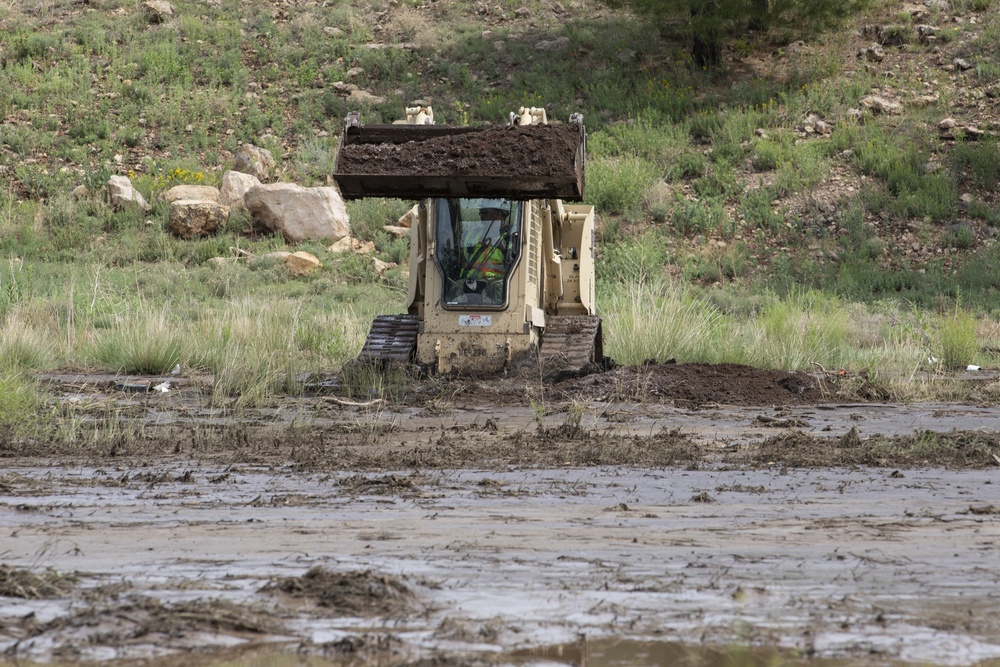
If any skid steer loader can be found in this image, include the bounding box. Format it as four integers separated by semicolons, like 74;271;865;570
333;105;603;375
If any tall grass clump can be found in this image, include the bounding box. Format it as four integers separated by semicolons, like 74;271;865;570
586;156;660;215
751;290;852;370
0;314;56;371
0;372;41;436
601;278;723;364
938;307;978;370
91;306;182;374
190;299;306;408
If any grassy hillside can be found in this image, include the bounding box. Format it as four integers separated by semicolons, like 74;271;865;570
1;0;1000;407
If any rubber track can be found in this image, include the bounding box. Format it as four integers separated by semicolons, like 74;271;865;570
539;315;603;371
358;314;420;363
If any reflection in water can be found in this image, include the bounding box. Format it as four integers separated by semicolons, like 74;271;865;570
514;638;901;667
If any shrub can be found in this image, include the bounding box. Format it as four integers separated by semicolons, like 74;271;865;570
938;308;978;370
586;156;660;215
670;151;708;180
91;308;183;374
0;372;40;436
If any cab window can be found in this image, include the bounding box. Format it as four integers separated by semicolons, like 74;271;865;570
434;197;522;309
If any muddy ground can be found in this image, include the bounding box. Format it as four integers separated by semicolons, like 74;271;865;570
2;363;1000;666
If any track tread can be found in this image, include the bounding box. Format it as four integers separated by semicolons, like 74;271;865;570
540;315;603;371
359;314;420;363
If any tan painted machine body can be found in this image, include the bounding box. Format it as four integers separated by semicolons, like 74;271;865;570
335;106;603;375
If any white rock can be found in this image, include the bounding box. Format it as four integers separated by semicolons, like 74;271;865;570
860;95;904;115
372;258;397;274
328;236;375;255
108;175;150;210
219;170;260;209
245;183;350;243
168;200;230;238
284;251;322;276
164;184;219;203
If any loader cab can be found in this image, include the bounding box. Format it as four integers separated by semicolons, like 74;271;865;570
434;197;522;310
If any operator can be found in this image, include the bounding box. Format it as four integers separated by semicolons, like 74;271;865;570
462;200;509;287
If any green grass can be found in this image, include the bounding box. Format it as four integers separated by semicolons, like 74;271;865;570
0;0;999;402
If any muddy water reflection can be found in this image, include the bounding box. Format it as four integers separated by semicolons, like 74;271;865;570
2;466;999;666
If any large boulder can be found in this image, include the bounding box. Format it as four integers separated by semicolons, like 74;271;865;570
164;184;219;203
168;200;230;239
108;175;150;210
245;183;349;243
233;144;276;182
219;170;260;209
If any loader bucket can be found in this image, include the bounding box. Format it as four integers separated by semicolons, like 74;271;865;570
333;121;586;201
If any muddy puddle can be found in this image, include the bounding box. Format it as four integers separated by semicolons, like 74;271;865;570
2;463;999;666
3;367;999;665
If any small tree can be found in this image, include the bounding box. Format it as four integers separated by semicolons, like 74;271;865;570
602;0;871;67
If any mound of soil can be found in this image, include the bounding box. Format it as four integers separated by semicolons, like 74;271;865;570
554;362;824;408
335;123;581;179
267;567;415;617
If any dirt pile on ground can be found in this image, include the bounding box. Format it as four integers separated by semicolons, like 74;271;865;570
0;564;77;599
335;123;581;179
551;362;824;408
267;567;416;617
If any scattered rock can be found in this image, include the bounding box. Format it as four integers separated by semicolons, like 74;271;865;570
963;125;984;140
901;3;929;20
142;0;174;23
168;200;230;239
383;225;410;239
233;144;276;182
859;44;885;62
259;251;320;275
535;36;569;52
108;175;150;211
163;184;219;203
860;95;904;115
349;89;387;105
616;49;636;63
917;24;938;42
245;183;350;243
397;206;417;228
372;258;397;275
328;236;376;255
219;170;261;210
284;251;323;276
